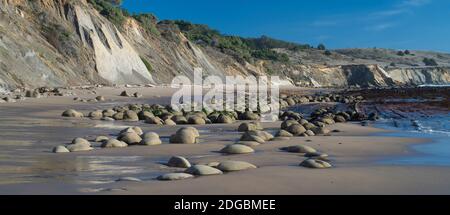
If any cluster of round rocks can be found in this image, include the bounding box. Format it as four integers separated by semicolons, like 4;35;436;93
62;103;261;126
0;87;78;103
52;126;164;153
120;90;142;98
279;93;365;109
156;156;257;181
73;95;106;103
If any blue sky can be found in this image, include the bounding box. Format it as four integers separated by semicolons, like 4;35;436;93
123;0;450;53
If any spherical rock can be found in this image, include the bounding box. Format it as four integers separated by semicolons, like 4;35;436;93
120;91;131;97
220;144;255;154
145;116;164;125
304;123;317;130
118;132;142;145
141;132;162;145
238;122;262;132
71;137;90;145
217;161;257;172
53;145;70;153
169;127;199;144
95;96;105;101
185;165;223;176
102;109;116;118
123;110;139;122
101;139;128;148
95;136;109;142
62;109;84;118
305;130;316;136
188;116;206;125
281;120;299;130
287;124;307;136
172;115;188;124
275;129;294;137
334;115;346;123
138;111;154;120
281;145;317;153
157;173;194;181
88;110;103;120
241;111;260;120
133;92;142;98
216;114;234;124
66;141;93;152
164;119;177;126
312;127;330;135
113;112;124;120
120;126;143;136
321;117;335;125
300;159;332;169
167;156;191;168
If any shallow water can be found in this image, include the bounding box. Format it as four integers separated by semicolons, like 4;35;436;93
376;113;450;166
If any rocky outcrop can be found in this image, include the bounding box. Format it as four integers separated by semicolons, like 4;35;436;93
387;67;450;86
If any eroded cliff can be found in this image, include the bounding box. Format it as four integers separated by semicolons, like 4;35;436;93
0;0;448;90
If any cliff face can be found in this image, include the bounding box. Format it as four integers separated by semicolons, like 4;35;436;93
0;0;449;90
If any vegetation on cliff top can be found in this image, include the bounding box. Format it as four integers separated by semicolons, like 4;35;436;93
86;0;315;64
167;20;316;63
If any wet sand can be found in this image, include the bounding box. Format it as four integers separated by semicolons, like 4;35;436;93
0;86;449;195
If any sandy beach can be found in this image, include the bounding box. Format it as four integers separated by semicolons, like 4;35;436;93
0;86;449;195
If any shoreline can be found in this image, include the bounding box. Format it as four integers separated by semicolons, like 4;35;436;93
0;86;449;194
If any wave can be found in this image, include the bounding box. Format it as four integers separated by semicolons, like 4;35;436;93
380;114;450;137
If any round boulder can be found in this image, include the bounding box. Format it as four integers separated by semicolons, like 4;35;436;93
120;126;143;136
281;145;317;153
62;109;84;118
95;136;109;142
220;144;255;154
53;145;70;153
188;116;206;125
238;122;262;132
275;129;294;137
141;132;162;145
157;173;194;181
167;156;191;168
66;138;93;152
118;132;142;145
217;161;257;172
123;110;139;122
185;165;223;176
101;139;128;148
169;127;199;144
312;127;330;135
300;159;332;169
287;124;307;136
88;110;103;120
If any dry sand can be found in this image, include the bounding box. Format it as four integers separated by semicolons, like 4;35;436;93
0;86;449;195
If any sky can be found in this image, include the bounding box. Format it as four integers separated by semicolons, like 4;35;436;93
123;0;450;53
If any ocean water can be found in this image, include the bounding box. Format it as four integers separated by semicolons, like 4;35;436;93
376;113;450;166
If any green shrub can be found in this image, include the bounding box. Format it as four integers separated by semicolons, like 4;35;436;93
140;57;153;73
397;51;405;56
88;0;128;28
423;58;438;66
171;21;304;63
317;44;326;50
133;14;160;36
